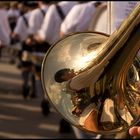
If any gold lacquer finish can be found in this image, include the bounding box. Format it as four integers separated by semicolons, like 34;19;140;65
41;3;140;135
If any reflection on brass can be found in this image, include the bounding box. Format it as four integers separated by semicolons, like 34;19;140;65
41;3;140;135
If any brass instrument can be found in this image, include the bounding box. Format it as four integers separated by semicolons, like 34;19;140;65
41;3;140;135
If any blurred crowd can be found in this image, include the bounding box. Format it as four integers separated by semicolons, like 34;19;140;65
0;1;139;139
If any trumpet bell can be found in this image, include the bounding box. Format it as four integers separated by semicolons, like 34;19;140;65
41;31;140;135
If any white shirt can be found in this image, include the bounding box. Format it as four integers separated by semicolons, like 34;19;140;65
37;1;78;45
60;2;97;35
28;5;49;34
0;9;11;40
13;11;31;42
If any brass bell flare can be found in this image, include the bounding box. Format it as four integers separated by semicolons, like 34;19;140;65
41;3;140;135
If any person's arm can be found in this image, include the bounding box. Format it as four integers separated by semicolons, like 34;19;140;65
60;5;80;37
36;4;56;45
12;16;24;41
0;26;10;46
28;9;43;35
129;126;140;136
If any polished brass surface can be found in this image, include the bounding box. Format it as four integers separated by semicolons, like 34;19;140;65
41;3;140;135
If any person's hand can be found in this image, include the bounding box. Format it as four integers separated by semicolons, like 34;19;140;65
129;126;140;136
25;37;33;46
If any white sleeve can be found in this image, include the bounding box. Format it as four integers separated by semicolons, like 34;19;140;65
0;25;10;46
37;5;56;44
60;6;80;35
13;16;28;41
3;11;11;36
13;17;23;35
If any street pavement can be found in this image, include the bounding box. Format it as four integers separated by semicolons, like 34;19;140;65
0;58;76;139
